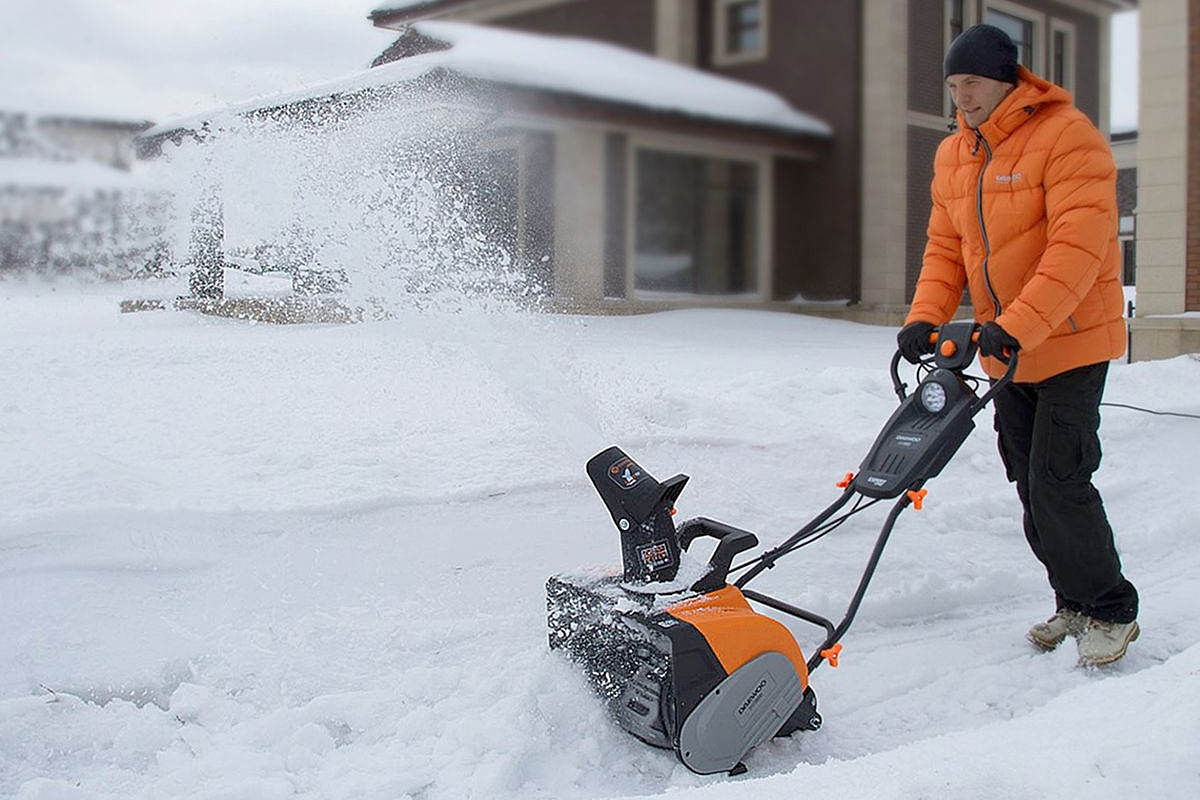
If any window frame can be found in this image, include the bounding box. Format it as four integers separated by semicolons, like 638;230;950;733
944;0;980;117
1049;17;1076;92
983;0;1046;75
713;0;769;67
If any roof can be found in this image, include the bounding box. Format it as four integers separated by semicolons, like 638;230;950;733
371;0;439;12
369;1;442;26
144;21;831;141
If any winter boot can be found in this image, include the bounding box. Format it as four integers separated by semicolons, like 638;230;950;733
1027;609;1086;650
1077;618;1140;666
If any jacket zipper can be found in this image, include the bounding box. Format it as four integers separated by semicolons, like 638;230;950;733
974;132;1003;319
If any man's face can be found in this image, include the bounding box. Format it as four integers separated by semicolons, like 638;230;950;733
946;73;1014;128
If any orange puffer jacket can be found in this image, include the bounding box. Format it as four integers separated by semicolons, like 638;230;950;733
906;67;1126;383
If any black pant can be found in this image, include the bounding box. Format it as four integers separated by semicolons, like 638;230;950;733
991;362;1138;623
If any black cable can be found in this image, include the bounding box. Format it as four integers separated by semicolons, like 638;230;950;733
1100;402;1200;420
727;495;884;575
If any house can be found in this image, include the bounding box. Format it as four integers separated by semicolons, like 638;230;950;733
139;20;833;306
367;0;1135;321
1127;0;1199;361
144;1;1143;330
0;108;153;274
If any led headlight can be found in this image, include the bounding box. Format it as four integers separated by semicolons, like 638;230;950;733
919;380;948;414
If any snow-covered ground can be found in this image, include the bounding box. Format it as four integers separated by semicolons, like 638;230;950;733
2;283;1198;799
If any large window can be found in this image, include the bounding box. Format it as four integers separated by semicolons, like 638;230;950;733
634;149;759;296
714;0;768;65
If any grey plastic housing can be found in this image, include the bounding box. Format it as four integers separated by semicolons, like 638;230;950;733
676;651;805;774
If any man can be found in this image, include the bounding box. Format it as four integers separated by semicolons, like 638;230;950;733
897;24;1139;666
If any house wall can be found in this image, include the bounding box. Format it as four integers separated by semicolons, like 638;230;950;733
861;0;911;317
485;0;655;53
553;125;608;299
904;0;955;317
1189;0;1200;310
694;0;863;302
1129;0;1200;361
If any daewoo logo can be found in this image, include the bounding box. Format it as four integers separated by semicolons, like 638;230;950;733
995;171;1023;183
737;679;769;716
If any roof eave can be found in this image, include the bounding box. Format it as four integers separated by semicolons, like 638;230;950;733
138;68;830;162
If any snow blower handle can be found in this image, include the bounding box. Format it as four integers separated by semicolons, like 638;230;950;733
676;517;759;595
891;322;1017;402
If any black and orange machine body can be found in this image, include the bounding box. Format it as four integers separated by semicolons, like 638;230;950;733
546;322;1017;775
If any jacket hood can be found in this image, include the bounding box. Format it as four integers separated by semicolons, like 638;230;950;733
957;66;1073;144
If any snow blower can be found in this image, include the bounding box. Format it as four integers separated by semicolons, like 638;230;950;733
546;321;1017;775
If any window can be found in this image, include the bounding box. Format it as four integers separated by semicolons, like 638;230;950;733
1049;19;1076;91
986;8;1035;68
948;0;966;41
634;149;759;296
945;0;979;117
714;0;768;65
1121;239;1136;287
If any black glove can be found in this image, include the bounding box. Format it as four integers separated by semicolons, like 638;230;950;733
977;321;1020;361
896;321;936;364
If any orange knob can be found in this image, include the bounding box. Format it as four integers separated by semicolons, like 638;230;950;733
820;643;843;667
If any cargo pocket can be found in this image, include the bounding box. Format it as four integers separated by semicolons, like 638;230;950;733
1045;404;1101;484
993;413;1019;483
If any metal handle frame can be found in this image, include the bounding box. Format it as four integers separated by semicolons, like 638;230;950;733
736;340;1019;675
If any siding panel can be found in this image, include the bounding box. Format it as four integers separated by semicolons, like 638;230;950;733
906;125;950;301
909;0;948;116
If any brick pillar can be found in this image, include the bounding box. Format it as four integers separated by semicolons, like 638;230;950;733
1188;0;1200;310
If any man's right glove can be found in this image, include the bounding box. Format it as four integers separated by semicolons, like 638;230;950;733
896;321;936;364
977;321;1020;362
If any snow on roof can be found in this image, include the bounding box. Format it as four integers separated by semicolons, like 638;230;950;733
371;1;436;13
146;21;831;140
0;157;142;192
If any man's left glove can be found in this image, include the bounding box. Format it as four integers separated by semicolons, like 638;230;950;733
977;321;1020;361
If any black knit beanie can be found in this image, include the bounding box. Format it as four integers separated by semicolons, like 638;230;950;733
944;24;1019;84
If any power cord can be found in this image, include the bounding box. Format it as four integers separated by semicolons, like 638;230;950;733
1101;402;1200;420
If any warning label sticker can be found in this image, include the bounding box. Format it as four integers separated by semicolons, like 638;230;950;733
638;540;672;570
